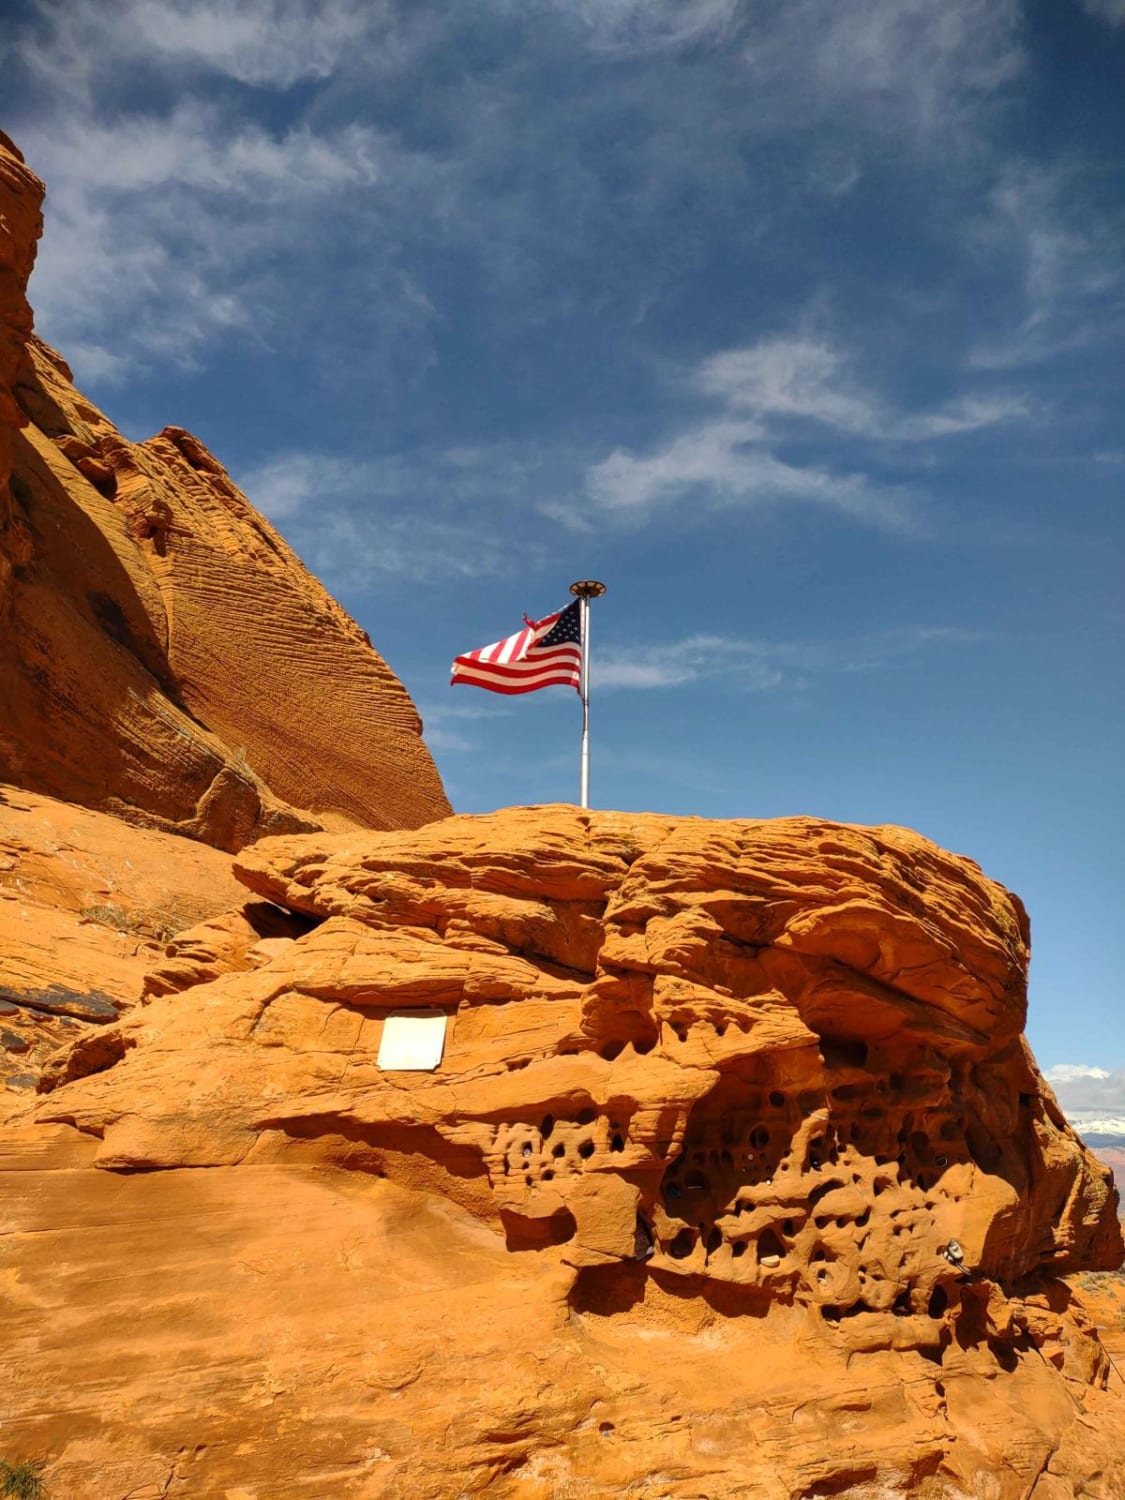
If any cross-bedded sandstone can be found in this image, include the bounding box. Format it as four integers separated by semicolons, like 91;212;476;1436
0;135;449;850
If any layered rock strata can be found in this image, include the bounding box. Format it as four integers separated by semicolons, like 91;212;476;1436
5;806;1123;1498
0;134;449;851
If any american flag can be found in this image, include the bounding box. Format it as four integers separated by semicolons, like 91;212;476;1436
450;601;583;695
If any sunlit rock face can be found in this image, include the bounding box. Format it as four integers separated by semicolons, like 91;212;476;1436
0;133;450;852
8;805;1121;1499
61;805;1118;1286
0;784;266;1094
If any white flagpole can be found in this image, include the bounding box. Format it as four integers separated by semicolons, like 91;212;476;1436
570;580;605;809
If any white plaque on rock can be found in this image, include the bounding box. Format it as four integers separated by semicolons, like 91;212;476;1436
376;1011;448;1072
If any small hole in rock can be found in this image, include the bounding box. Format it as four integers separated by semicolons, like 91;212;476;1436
769;1091;785;1108
758;1227;785;1262
552;1143;566;1158
541;1115;554;1140
667;1228;696;1259
577;1140;596;1160
610;1133;625;1153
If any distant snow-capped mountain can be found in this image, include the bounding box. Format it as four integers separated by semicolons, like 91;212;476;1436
1068;1116;1125;1146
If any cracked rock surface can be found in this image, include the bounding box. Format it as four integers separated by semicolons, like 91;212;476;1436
5;805;1124;1498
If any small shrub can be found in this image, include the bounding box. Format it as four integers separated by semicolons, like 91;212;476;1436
0;1458;46;1499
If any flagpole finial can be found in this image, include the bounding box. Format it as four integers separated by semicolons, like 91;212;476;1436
569;579;606;599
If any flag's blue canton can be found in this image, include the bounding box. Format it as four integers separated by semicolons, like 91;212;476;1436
538;600;582;648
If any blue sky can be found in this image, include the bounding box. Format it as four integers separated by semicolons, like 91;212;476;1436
4;0;1123;1101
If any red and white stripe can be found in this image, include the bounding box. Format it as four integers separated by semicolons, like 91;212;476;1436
450;610;581;695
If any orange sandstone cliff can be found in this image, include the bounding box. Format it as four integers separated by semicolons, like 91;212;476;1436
0;132;450;853
4;807;1124;1498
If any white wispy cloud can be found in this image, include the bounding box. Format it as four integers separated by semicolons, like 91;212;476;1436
20;98;396;376
14;0;406;93
563;0;742;54
8;0;1035;392
1045;1064;1112;1086
1083;0;1125;25
968;162;1125;369
745;0;1025;141
587;433;918;529
594;625;986;691
238;445;554;523
1045;1064;1125;1138
415;698;513;755
582;332;1028;529
8;2;442;384
561;0;1023;145
696;337;1030;440
236;448;551;584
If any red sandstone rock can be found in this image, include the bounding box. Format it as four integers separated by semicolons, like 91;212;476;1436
0;135;449;852
0;132;41;526
4;805;1122;1498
